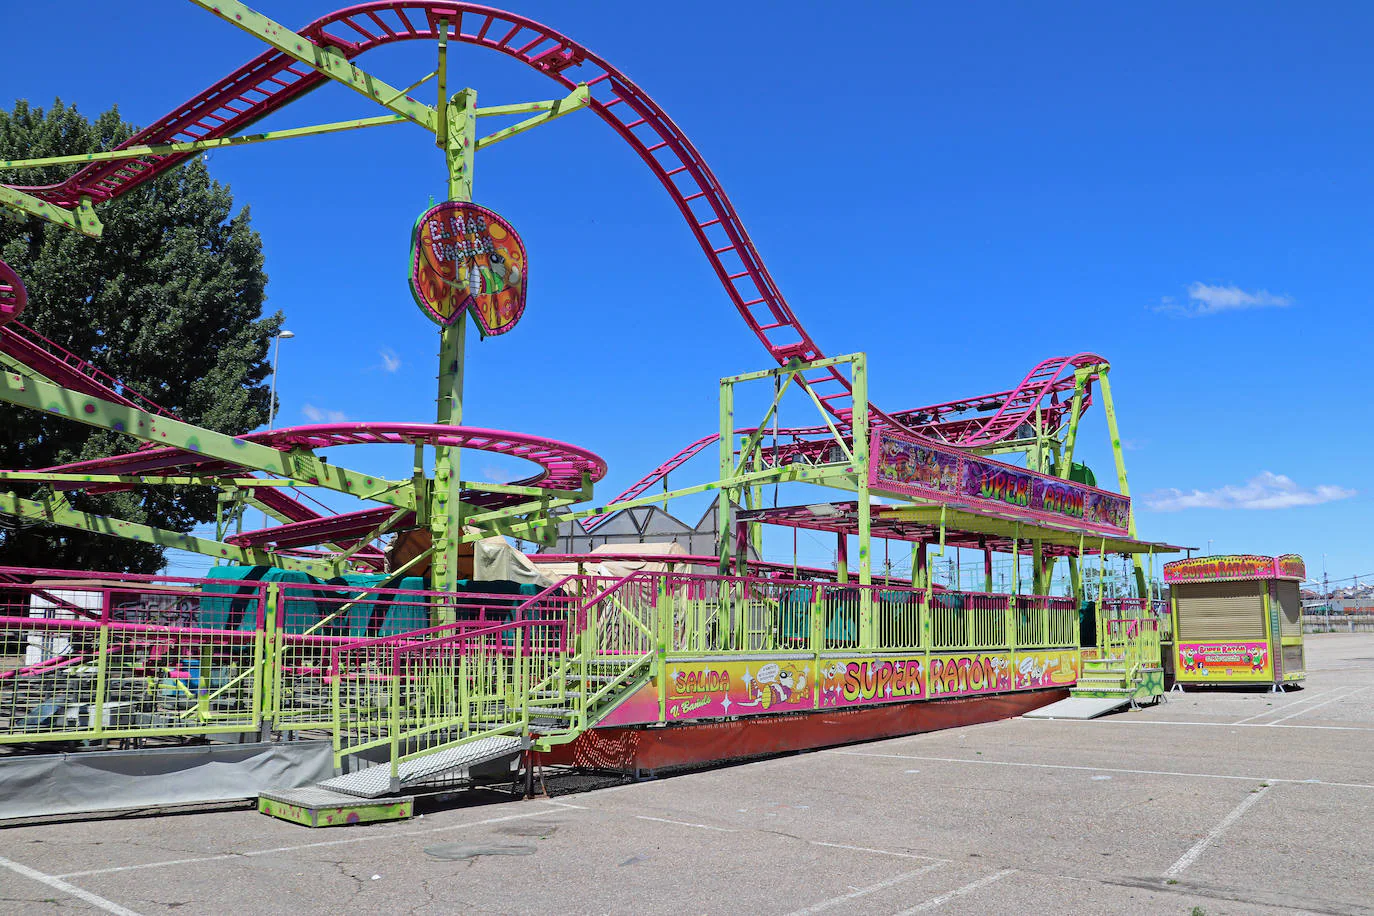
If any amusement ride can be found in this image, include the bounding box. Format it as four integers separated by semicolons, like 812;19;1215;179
0;2;1262;824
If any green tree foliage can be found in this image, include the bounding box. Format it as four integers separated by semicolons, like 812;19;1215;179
0;99;281;573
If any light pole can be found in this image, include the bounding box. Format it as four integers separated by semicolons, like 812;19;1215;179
1206;539;1213;556
267;329;295;431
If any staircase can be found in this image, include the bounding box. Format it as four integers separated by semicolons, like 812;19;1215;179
1024;619;1165;721
259;574;659;824
1072;657;1134;701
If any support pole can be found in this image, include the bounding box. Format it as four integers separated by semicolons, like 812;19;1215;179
1097;369;1148;598
717;378;735;577
982;538;993;594
852;355;873;648
430;87;478;601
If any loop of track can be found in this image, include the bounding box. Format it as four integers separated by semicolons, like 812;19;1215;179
47;421;605;495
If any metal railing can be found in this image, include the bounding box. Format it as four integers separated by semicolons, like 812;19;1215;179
1100;617;1161;676
0;567;581;747
330;616;568;781
0;571;267;743
1102;598;1171;642
563;571;1080;656
0;564;1095;754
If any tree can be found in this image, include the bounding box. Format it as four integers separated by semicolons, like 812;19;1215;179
0;99;281;573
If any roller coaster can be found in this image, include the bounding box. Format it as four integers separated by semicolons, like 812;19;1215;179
0;2;1177;818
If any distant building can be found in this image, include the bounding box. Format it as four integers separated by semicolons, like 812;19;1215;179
543;496;757;561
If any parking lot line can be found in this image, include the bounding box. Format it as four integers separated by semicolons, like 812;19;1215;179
827;750;1374;790
1267;686;1370;724
55;807;559;879
1088;718;1372;732
1233;688;1343;723
891;868;1018;914
0;854;144;916
1163;784;1271;878
633;814;736;832
784;863;947;915
809;842;945;862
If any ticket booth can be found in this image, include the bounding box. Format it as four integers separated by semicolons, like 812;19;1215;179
1164;554;1306;690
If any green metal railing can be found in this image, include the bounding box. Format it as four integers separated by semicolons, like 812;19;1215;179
2;569;1094;757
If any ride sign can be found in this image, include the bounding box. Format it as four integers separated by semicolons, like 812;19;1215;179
409;201;527;334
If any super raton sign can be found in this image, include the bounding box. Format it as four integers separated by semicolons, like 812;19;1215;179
410;201;527;334
1163;554;1306;583
870;429;1132;535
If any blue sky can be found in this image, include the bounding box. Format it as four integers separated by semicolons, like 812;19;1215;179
3;1;1370;587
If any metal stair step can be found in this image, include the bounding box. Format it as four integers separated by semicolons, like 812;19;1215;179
321;734;523;798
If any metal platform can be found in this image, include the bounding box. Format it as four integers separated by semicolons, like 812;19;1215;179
258;785;413;828
1021;696;1131;720
318;734;524;798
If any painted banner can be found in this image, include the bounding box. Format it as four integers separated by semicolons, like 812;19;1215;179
1275;554;1306;580
599;650;1081;726
1177;642;1271;680
1164;555;1284;584
872;429;1130;535
409;201;527;334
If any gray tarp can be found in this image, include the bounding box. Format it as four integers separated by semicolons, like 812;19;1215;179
0;740;333;821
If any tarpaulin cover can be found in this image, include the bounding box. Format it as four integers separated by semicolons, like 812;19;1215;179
471;535;555;588
532;542;691;581
0;739;333;821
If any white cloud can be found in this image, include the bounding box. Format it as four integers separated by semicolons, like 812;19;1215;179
301;403;348;424
1153;282;1293;317
379;348;402;373
1143;471;1354;511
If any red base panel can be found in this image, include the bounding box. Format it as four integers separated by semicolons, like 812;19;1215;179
536;688;1067;774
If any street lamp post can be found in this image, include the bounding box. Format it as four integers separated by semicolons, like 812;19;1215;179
267;329;295;431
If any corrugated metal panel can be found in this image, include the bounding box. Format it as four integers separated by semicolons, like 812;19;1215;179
1175;582;1265;640
1276;581;1302;636
1283;644;1304;674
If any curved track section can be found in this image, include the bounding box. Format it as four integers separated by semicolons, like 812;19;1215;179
953;353;1105;447
6;2;907;433
45;422;606;551
586;353;1108;529
581;433;719;531
0;259;26;327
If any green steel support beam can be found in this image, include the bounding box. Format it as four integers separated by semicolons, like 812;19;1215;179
444;88;478;204
435;18;450;148
188;0;438;131
0;116;409;172
0;492;328;575
0;371;413;509
0;187;102;237
430;87;478;597
475;86;590;150
1056;371;1091;479
720;354;857;383
0;349;55;382
1096;368;1148;598
731;369;797;478
717;377;735;576
852;354;873;647
0;472;307;486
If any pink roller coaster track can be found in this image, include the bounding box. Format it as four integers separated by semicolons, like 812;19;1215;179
0;4;1111;551
3;1;905;433
581;352;1106;530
